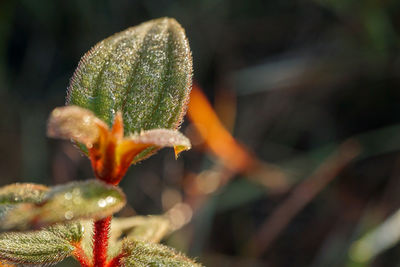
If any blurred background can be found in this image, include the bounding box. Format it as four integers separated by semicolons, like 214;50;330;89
1;0;400;266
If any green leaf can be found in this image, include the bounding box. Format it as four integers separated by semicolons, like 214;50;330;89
41;179;126;224
120;240;202;267
47;222;85;244
67;17;192;135
0;222;83;265
0;183;49;204
0;180;126;230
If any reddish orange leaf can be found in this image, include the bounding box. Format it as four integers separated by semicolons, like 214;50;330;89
187;84;255;173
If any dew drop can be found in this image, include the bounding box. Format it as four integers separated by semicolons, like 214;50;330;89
83;115;91;124
105;196;115;204
98;199;107;208
64;192;72;200
65;211;74;220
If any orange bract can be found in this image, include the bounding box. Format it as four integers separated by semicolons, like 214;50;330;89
88;112;133;185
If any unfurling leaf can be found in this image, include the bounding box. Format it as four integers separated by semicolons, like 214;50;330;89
0;222;83;266
0;180;126;230
123;129;191;163
67;17;192;135
48;105;192;184
120;240;202;267
47;106;107;148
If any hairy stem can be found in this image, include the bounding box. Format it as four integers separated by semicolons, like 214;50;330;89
73;243;92;267
106;252;125;267
93;216;112;267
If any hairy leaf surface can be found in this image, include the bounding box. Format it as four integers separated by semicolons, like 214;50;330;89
0;222;83;265
0;180;125;230
0;183;49;205
67;17;192;134
120;240;202;267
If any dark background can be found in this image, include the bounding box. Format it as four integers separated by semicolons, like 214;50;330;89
1;0;400;266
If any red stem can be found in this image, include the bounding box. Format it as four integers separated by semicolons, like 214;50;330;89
93;216;112;267
73;243;91;267
106;252;125;267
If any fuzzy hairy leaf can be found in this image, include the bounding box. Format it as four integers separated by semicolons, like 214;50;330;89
0;222;83;266
67;17;192;134
47;106;107;148
122;129;191;164
0;180;126;230
120;240;202;267
0;183;49;205
47;222;85;244
40;180;126;224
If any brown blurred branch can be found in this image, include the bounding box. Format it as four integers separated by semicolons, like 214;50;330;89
246;139;361;257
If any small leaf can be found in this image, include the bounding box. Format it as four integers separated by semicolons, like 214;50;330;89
47;222;85;244
0;180;126;230
67;17;192;135
41;179;126;224
47;106;108;148
120;240;202;267
111;216;171;244
0;222;83;265
120;129;191;163
125;217;170;244
0;183;49;204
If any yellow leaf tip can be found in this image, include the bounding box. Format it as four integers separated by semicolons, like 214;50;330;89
174;145;191;159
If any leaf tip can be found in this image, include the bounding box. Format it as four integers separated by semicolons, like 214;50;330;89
174;145;191;159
